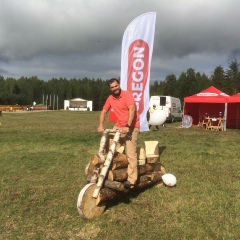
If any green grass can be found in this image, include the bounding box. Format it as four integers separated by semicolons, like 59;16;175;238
0;111;240;239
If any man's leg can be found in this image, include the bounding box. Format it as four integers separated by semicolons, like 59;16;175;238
124;128;139;185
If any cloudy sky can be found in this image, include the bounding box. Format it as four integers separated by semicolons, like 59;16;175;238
0;0;240;82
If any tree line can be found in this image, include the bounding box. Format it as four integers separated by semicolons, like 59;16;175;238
0;60;239;110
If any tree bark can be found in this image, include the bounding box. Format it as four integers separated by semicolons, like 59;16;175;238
146;154;160;163
90;167;100;183
86;152;128;176
107;164;162;182
85;156;102;177
93;131;121;198
98;132;108;163
145;163;166;172
108;168;128;182
135;172;163;189
96;187;119;206
103;179;126;192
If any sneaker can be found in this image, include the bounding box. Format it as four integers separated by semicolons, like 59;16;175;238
123;180;134;189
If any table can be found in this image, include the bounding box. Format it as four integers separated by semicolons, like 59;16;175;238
205;117;223;131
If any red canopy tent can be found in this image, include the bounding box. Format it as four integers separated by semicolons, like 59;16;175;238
227;93;240;128
184;86;229;130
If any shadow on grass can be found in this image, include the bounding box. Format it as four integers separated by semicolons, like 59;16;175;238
105;183;161;210
159;146;166;156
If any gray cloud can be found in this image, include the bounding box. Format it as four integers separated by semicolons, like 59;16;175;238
0;0;240;81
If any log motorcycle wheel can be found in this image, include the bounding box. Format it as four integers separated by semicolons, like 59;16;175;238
77;183;106;220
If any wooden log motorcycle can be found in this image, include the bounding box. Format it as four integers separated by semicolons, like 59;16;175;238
77;129;166;219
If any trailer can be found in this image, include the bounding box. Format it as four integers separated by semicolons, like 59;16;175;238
150;96;183;122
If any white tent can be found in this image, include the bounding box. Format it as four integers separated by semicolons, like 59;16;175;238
64;98;93;111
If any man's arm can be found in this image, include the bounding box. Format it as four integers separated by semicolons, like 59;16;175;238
127;104;135;126
98;108;107;132
120;104;135;134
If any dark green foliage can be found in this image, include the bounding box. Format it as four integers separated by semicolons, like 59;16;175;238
0;59;240;108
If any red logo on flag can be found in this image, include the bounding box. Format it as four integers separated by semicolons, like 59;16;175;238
127;40;149;115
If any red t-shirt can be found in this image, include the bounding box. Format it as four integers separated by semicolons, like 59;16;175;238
103;90;140;128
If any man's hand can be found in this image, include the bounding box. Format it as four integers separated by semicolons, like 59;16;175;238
98;126;104;132
121;127;129;134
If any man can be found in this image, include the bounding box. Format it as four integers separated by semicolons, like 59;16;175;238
148;104;160;130
98;78;139;189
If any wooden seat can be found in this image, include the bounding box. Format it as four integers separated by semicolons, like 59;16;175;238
144;141;160;163
211;118;223;131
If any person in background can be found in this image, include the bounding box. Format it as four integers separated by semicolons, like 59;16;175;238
98;78;139;189
148;104;160;131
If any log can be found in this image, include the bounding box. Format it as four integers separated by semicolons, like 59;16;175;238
93;130;121;198
90;167;100;183
86;174;92;182
108;168;127;182
86;152;128;176
111;153;129;170
139;174;149;182
145;163;166;172
84;160;91;176
146;154;160;163
103;179;126;192
96;187;119;206
98;132;108;163
136;179;154;189
108;164;156;182
145;172;154;181
135;172;163;189
96;172;164;205
145;171;165;181
138;164;152;175
87;154;165;179
152;171;165;180
77;183;106;219
91;155;101;166
85;156;101;177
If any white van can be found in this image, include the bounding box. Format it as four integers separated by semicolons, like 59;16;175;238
149;96;183;122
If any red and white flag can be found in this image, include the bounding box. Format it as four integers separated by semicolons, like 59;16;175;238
120;12;156;132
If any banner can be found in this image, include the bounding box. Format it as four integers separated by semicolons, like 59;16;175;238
120;12;156;132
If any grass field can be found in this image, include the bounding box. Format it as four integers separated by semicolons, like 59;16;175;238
0;111;240;239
